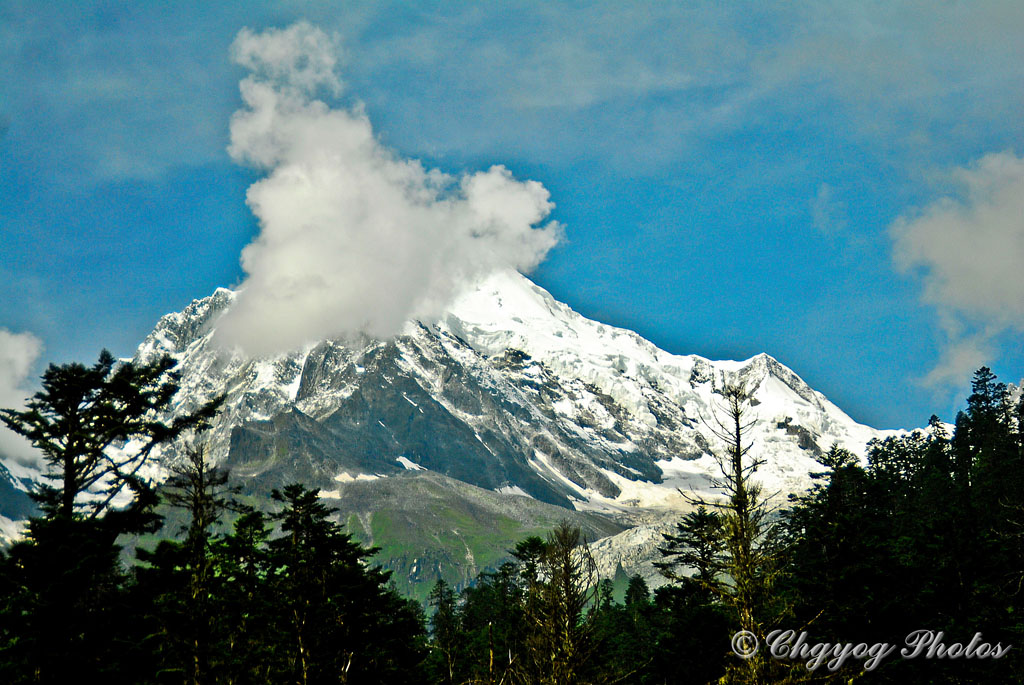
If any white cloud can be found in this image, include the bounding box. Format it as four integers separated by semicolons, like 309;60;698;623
0;329;43;465
891;151;1024;387
215;23;562;355
810;183;848;234
230;22;342;100
920;332;995;391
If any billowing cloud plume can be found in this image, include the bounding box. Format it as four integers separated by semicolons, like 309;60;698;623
215;23;562;355
891;151;1024;388
0;329;42;465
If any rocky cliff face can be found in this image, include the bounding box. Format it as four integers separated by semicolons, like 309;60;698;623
137;269;890;512
0;461;36;542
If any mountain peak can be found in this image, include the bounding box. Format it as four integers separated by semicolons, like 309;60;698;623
2;270;905;592
127;268;898;517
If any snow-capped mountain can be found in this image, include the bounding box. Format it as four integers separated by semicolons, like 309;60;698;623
2;270;899;592
138;269;891;515
0;460;37;542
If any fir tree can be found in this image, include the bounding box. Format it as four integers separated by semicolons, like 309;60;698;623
135;444;245;684
656;504;724;592
266;484;426;684
457;562;525;684
0;350;221;520
532;522;600;685
426;579;461;685
211;510;276;684
661;385;788;684
0;351;220;683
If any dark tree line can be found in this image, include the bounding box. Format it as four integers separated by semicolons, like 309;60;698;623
1;351;1022;683
0;352;425;684
779;367;1024;683
423;524;732;685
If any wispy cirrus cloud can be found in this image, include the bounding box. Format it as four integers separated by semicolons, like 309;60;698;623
810;183;849;235
4;2;1022;184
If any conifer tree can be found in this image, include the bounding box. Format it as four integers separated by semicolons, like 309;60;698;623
0;351;221;684
660;385;787;684
457;561;525;684
535;522;599;685
136;444;245;684
508;523;602;685
783;442;881;647
656;504;724;590
782;372;1024;682
211;509;276;683
266;484;426;684
0;350;221;521
426;578;461;685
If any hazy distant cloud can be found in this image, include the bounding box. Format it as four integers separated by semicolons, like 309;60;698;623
4;3;1022;184
810;183;848;235
0;4;233;183
891;151;1024;388
338;2;1024;169
0;329;42;465
920;331;995;391
215;23;562;355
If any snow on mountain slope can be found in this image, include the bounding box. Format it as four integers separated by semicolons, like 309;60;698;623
0;459;41;544
0;269;905;591
440;270;893;504
133;268;897;518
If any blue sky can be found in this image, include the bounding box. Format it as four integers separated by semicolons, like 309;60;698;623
2;1;1023;431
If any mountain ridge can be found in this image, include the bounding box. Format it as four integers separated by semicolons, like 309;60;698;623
134;269;895;509
2;270;902;591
